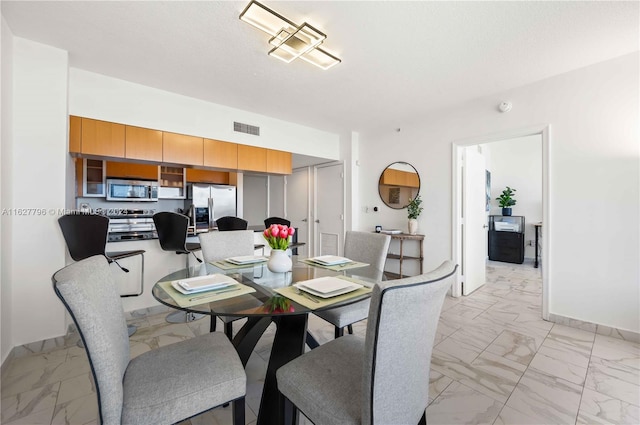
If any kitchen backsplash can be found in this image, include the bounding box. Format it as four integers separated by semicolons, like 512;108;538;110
76;198;185;215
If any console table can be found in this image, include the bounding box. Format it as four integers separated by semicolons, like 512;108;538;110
385;233;424;278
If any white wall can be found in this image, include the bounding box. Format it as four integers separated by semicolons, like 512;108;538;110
68;69;340;161
356;53;639;333
485;135;543;259
9;37;69;346
1;16;14;363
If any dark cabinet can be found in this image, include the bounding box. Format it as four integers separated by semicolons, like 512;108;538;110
488;216;525;264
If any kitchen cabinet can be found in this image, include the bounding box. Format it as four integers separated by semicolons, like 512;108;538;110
163;132;203;166
69;116;82;153
82;158;106;197
68;116;293;175
106;161;158;181
267;149;292;174
186;168;229;184
237;145;267;172
81;118;125;157
380;168;419;187
125;125;163;162
488;215;525;264
160;166;186;199
204;138;238;169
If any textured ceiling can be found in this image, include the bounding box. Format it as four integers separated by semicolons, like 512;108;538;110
3;1;638;138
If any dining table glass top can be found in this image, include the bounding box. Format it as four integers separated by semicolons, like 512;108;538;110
152;256;384;318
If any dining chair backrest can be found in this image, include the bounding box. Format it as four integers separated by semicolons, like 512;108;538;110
264;217;290;228
198;230;254;262
216;216;248;231
362;260;457;425
153;212;189;253
343;231;391;270
52;255;130;424
58;214;109;261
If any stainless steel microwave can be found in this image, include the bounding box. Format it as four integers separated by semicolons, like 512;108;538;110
106;179;158;202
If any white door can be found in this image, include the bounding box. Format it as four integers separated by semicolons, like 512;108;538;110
243;174;268;226
286;168;310;257
462;146;487;295
315;163;344;256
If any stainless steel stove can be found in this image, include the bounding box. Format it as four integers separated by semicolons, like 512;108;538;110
107;209;157;242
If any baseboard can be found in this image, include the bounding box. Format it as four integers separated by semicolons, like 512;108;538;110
548;313;640;343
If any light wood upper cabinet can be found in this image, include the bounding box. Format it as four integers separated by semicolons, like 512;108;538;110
237;145;267;172
266;149;292;174
163;132;203;166
125;126;163;162
106;161;159;180
203;138;238;169
186;169;230;184
81;118;125;157
69;116;82;153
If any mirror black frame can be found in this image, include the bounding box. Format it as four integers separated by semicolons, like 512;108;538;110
378;162;421;209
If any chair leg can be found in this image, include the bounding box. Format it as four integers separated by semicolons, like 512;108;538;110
210;316;217;333
334;326;344;339
224;322;233;340
347;324;354;334
418;410;427;425
280;393;297;425
232;397;245;425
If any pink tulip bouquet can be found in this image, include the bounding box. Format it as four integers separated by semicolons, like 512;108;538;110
263;224;295;250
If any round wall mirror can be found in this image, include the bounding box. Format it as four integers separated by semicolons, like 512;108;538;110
378;162;420;209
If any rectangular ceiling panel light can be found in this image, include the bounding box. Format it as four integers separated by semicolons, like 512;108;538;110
239;0;296;36
300;47;342;70
240;1;341;70
268;23;326;62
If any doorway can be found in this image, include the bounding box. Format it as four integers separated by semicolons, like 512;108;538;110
452;125;550;320
314;162;345;256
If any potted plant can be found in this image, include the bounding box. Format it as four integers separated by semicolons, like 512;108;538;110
407;194;423;234
496;186;516;216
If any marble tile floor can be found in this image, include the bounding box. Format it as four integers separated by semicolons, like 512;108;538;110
2;260;639;424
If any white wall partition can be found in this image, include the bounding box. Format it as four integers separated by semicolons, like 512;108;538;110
356;53;639;334
1;16;15;363
8;37;69;346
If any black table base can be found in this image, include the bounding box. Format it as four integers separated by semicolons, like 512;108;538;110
233;314;308;425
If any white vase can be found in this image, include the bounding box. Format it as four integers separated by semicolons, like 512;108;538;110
408;218;418;235
267;249;292;273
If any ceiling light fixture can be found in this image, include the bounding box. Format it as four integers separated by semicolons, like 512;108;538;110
240;0;341;70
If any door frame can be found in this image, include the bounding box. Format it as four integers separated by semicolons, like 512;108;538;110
451;124;550;321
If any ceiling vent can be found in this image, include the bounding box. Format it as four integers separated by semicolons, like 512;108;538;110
234;121;260;136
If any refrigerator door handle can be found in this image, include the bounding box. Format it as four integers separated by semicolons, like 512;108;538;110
208;197;214;229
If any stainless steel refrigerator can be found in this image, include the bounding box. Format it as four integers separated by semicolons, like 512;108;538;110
188;184;237;230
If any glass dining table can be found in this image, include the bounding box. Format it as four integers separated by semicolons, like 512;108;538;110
152;257;383;425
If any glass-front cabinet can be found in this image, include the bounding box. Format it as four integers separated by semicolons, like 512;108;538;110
159;166;186;199
83;159;106;197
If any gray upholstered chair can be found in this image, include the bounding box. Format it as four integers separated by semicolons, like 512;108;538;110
277;261;457;425
52;255;246;425
199;230;255;337
314;231;391;339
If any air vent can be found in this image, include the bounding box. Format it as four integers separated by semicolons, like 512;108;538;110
234;121;260;136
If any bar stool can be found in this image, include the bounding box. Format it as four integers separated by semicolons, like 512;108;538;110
152;212;206;324
58;213;145;336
